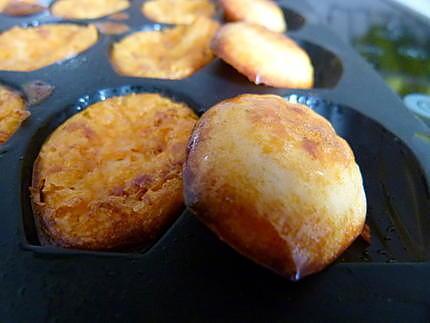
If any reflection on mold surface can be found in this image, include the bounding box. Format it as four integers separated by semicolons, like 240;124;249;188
354;24;430;96
286;94;430;263
309;0;430;96
415;132;430;143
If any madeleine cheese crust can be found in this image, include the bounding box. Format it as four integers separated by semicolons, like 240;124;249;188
0;24;98;72
111;17;218;79
142;0;215;24
51;0;129;19
220;0;286;32
31;93;198;250
0;0;34;10
0;86;29;144
0;0;42;14
212;22;314;88
184;94;366;280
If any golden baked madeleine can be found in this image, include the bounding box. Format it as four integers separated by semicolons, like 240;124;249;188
184;94;367;280
31;93;197;250
0;86;29;144
220;0;286;32
0;0;44;15
142;0;215;24
0;24;98;72
212;22;313;88
111;17;219;79
0;0;34;10
51;0;129;19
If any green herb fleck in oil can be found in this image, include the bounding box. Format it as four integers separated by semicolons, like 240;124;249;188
415;132;430;142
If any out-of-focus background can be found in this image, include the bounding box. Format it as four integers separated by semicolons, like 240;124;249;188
306;0;430;127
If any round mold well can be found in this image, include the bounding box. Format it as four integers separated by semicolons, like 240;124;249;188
49;0;131;20
209;37;343;89
109;23;217;80
216;2;305;31
140;0;222;25
0;20;101;73
20;85;202;254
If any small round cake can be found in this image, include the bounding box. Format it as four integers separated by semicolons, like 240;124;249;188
32;93;198;250
220;0;286;32
51;0;129;19
0;0;45;16
184;94;367;280
142;0;215;24
0;86;29;144
212;22;313;88
111;17;218;79
0;24;98;72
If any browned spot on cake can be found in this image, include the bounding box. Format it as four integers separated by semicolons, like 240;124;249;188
95;22;129;35
133;174;153;188
22;80;54;105
109;12;129;20
302;137;318;159
64;122;97;140
3;1;45;16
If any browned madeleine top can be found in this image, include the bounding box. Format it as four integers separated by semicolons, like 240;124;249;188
184;94;366;280
0;24;98;72
142;0;215;24
212;22;313;88
31;93;198;250
51;0;130;19
0;0;45;16
220;0;286;32
0;86;29;144
111;17;219;79
0;0;36;10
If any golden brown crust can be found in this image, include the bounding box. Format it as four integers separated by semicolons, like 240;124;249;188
31;93;197;250
0;85;29;144
0;0;44;16
184;94;366;280
94;21;129;35
0;0;31;10
0;24;98;72
220;0;286;32
51;0;129;19
111;17;219;79
212;22;313;88
142;0;215;24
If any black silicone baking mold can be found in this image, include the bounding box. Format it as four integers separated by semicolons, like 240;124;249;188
0;0;429;322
